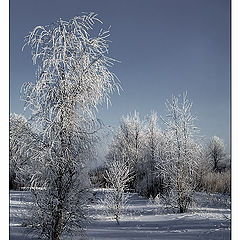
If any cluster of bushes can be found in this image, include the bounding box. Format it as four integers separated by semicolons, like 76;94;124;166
200;170;231;195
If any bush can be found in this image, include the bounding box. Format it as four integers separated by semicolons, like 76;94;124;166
201;170;230;194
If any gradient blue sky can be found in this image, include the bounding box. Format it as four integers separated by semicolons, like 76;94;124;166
10;0;230;150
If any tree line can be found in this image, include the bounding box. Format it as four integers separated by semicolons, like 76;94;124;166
101;95;230;217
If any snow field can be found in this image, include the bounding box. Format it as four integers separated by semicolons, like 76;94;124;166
10;189;230;240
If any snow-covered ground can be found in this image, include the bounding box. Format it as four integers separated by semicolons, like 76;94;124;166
10;189;231;240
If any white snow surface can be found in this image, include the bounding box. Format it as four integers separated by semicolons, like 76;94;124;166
10;189;230;240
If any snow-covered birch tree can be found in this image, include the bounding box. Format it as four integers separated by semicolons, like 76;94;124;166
21;13;120;239
159;93;201;213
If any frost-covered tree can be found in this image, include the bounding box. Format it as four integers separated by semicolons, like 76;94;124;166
110;111;143;167
105;156;133;224
22;13;119;239
207;136;227;172
140;112;164;197
107;111;144;191
159;93;201;213
9;113;38;189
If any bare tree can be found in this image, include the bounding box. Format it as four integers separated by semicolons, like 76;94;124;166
159;93;201;213
21;13;119;239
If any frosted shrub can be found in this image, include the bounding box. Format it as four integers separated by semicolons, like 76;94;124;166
101;189;129;219
202;171;230;194
147;195;155;206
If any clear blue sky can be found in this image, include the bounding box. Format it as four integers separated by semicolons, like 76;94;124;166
10;0;230;150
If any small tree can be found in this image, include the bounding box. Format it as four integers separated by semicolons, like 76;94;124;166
105;157;132;224
159;93;200;213
22;13;119;239
207;136;227;172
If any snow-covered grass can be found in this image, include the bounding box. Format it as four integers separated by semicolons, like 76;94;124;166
10;189;231;240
